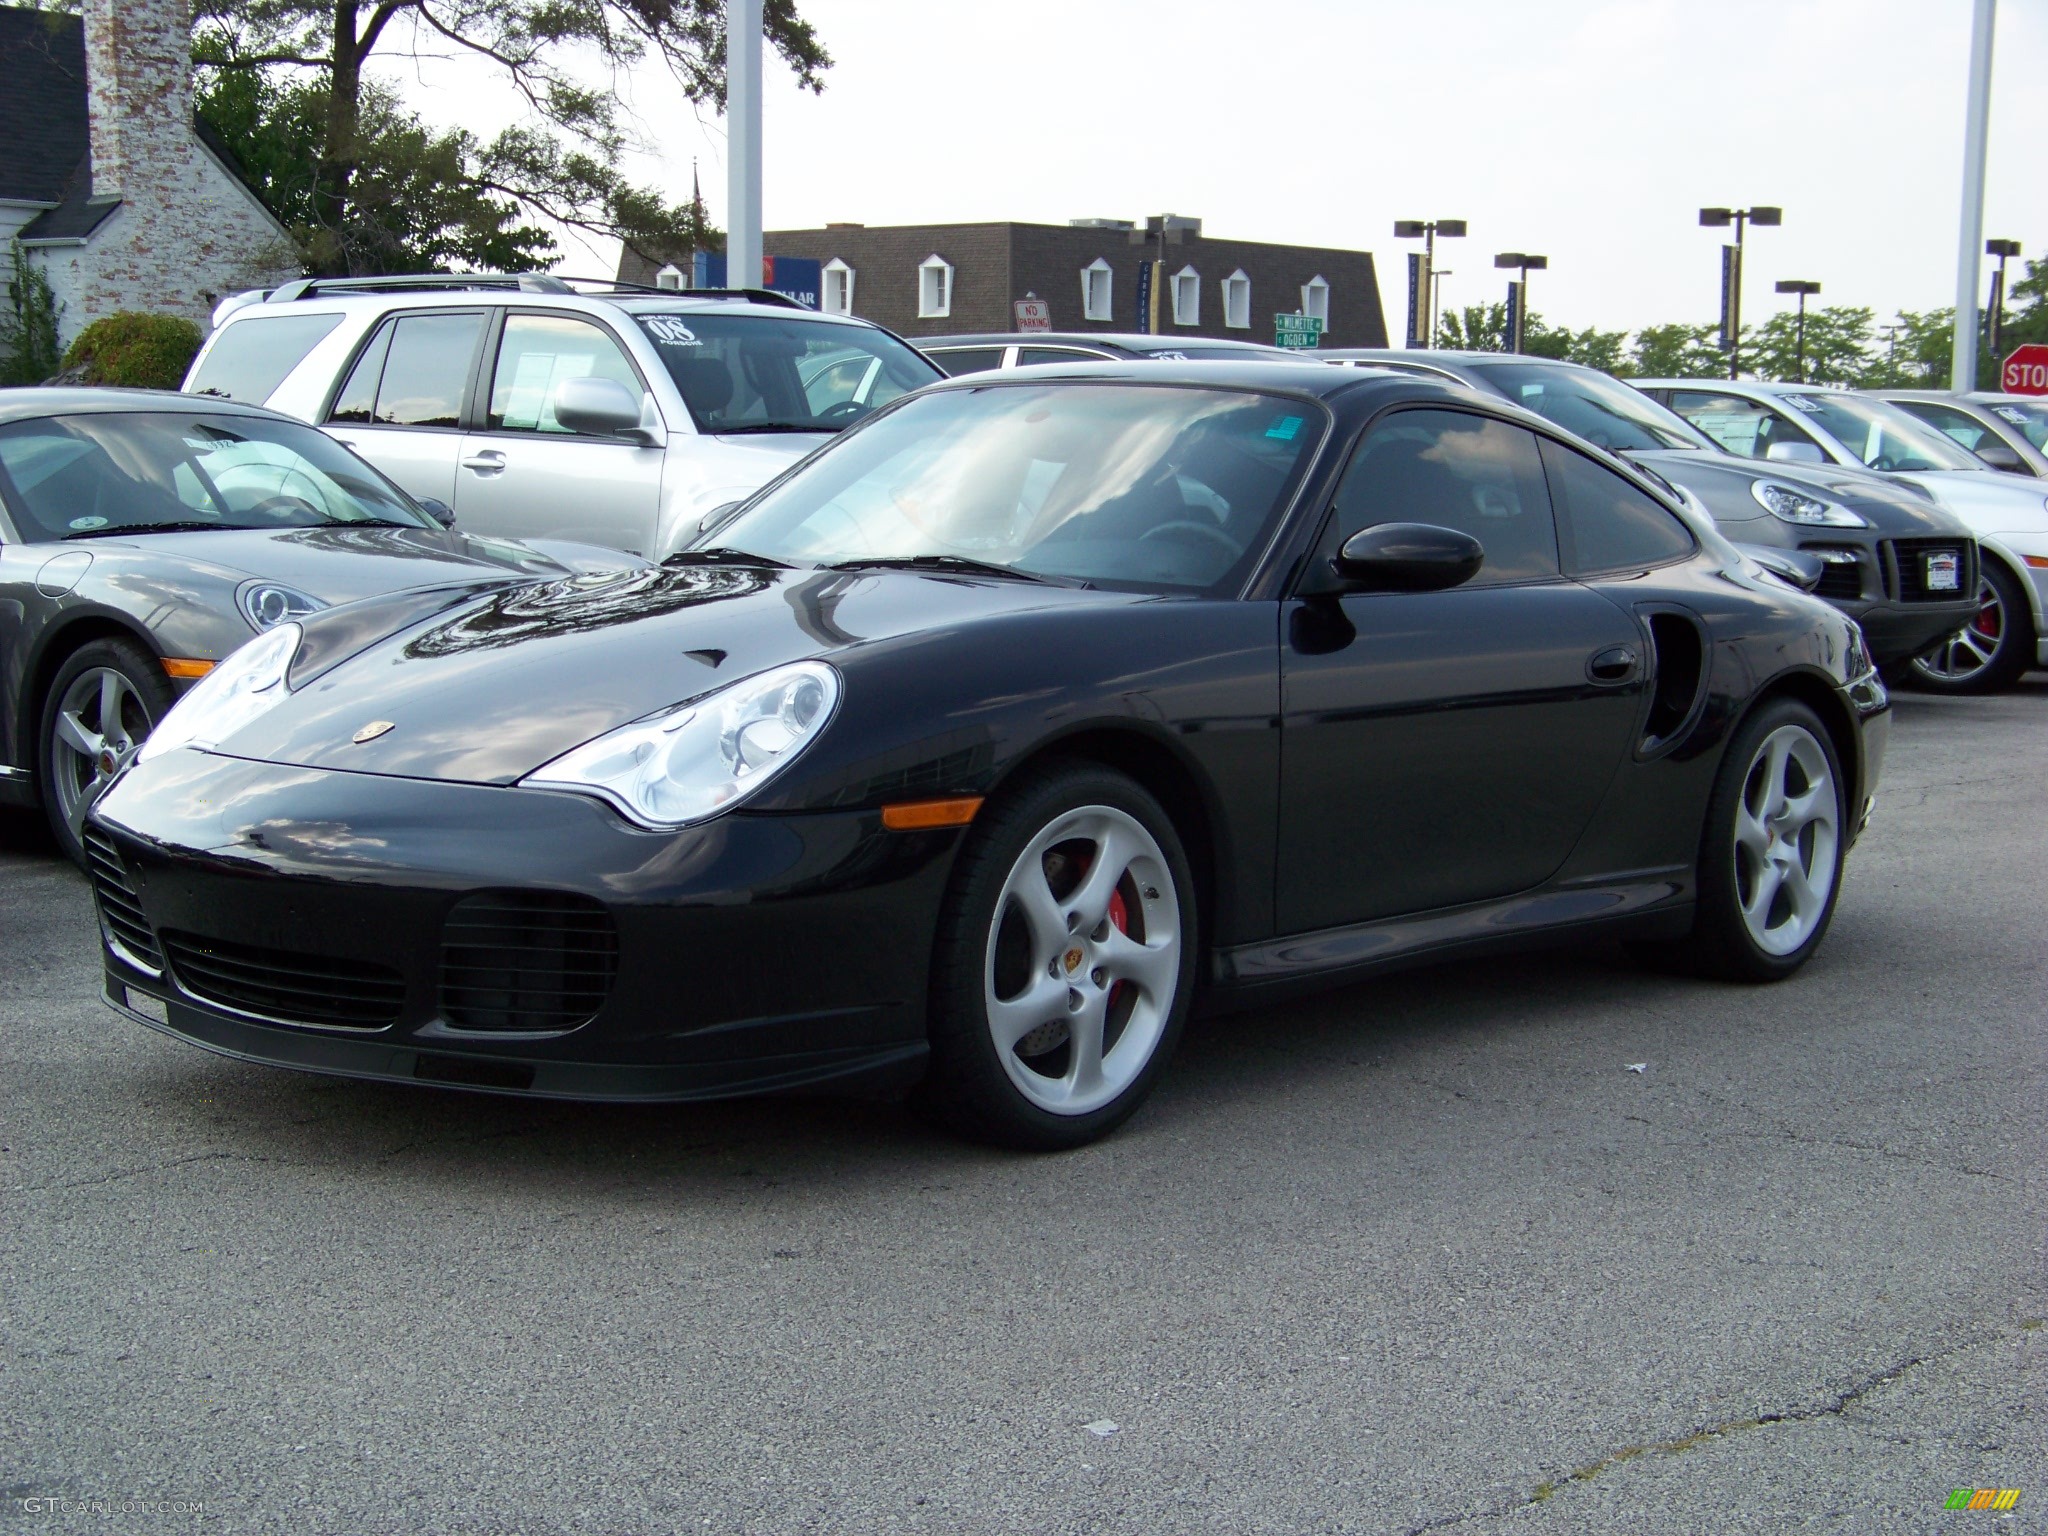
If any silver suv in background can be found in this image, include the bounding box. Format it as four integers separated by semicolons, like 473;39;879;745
184;275;944;559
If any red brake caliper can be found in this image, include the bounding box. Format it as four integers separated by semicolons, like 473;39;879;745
1106;886;1131;1013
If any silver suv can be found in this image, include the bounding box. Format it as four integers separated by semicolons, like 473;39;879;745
183;276;943;558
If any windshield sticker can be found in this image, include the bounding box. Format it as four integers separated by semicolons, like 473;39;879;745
1152;350;1187;361
1783;395;1824;413
68;515;108;531
1994;406;2030;425
643;316;702;348
1265;415;1304;441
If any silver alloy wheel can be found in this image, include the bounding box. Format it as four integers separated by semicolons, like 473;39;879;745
983;804;1182;1116
50;666;153;840
1732;723;1838;958
1912;573;2004;684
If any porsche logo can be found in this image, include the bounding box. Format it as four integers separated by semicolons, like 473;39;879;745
1063;947;1084;974
352;720;395;744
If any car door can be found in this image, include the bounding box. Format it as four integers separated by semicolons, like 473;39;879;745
453;311;668;554
1276;408;1645;934
321;308;488;506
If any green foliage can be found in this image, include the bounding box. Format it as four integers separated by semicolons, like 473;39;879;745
1;242;65;385
1436;303;1506;351
1745;304;1874;386
1432;303;1628;372
1863;309;1954;388
61;312;205;390
1629;323;1724;380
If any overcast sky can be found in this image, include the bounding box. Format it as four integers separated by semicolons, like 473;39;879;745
386;0;2048;336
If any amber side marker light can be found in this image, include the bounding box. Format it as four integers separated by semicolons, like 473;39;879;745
2023;554;2048;570
162;658;216;680
880;796;984;831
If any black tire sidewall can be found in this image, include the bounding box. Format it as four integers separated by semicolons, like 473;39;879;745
924;761;1199;1150
1909;559;2033;695
40;637;174;866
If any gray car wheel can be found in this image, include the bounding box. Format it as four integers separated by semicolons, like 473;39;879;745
41;637;174;868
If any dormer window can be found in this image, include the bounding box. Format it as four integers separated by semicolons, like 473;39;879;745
918;254;953;319
823;257;855;315
1301;275;1330;327
655;264;686;291
1222;269;1251;329
1171;266;1200;326
1081;258;1113;322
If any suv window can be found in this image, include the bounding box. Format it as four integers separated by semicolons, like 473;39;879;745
327;311;485;429
487;313;643;433
188;312;344;403
927;347;1006;376
1018;347;1113;366
1538;438;1695;575
1668;390;1819;460
629;310;938;433
1329;409;1557;585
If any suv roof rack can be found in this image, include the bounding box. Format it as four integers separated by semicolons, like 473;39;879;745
261;274;813;310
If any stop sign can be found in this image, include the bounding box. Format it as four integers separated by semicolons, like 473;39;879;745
2002;344;2048;395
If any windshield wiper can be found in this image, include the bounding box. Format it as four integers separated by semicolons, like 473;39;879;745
63;520;261;539
710;422;840;435
663;546;792;569
823;553;1062;585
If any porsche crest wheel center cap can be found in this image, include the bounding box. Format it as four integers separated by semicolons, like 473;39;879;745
97;749;118;777
1063;947;1084;974
352;720;395;744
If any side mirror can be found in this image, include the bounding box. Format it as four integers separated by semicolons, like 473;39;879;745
1971;438;2025;472
418;496;456;528
552;376;651;440
1734;542;1824;593
1764;440;1825;465
1330;522;1484;593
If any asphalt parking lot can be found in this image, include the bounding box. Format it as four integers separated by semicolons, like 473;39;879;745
3;681;2042;1535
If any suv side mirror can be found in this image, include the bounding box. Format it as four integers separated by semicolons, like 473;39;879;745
1971;438;2025;472
1330;523;1484;592
553;376;651;440
1764;440;1825;465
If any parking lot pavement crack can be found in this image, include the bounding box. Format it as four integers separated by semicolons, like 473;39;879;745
1741;1123;2012;1183
18;1148;272;1194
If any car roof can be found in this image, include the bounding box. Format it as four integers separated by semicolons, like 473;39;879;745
0;386;295;426
1320;348;1592;370
1874;389;2040;406
916;332;1289;354
216;279;887;333
915;355;1501;405
1631;378;1829;398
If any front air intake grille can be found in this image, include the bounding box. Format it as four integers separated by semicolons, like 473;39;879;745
84;828;163;972
1797;545;1866;601
438;892;618;1033
161;932;405;1030
1888;539;1975;603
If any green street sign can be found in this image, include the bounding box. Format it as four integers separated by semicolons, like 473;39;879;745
1274;313;1325;347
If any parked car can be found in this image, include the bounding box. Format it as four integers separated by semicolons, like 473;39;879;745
93;361;1886;1149
1637;378;2048;692
0;389;638;864
1321;352;1978;672
184;274;944;560
918;331;1295;376
1869;390;2048;479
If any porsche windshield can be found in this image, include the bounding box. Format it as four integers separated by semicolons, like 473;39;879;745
1474;363;1712;453
708;383;1326;593
0;411;435;543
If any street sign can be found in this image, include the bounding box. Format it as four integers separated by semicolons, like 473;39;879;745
2002;344;2048;395
1274;313;1325;349
1013;297;1051;333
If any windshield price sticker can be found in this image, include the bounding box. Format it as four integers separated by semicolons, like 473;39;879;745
643;316;702;347
68;515;109;531
1265;416;1304;441
1783;396;1824;413
1926;551;1961;591
1994;406;2029;425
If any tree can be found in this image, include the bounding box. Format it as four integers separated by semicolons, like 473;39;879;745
1;241;65;385
1436;302;1507;352
190;0;831;275
1745;304;1873;386
1863;308;1953;388
1629;323;1723;380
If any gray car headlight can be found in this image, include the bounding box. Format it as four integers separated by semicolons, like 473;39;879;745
522;661;840;828
237;580;327;632
1751;480;1868;527
138;623;301;763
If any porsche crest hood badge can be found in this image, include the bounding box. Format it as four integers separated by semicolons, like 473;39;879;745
352;720;396;744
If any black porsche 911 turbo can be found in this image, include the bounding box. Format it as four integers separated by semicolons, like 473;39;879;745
88;361;1889;1148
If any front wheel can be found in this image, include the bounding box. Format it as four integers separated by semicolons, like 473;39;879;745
1673;698;1848;982
1908;560;2034;694
40;638;174;869
923;763;1198;1150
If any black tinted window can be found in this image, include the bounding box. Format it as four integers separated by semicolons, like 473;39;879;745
327;320;392;424
1539;439;1696;575
1018;347;1111;366
187;312;344;402
372;312;483;427
928;347;1005;376
1330;409;1557;584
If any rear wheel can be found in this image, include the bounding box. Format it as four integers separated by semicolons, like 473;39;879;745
40;638;173;869
923;763;1197;1150
1908;560;2033;694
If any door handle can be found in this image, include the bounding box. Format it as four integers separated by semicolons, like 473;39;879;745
1587;644;1640;685
460;450;506;474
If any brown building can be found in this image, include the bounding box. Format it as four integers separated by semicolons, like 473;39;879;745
618;217;1388;350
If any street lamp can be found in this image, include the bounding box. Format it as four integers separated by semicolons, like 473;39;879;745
1774;279;1821;383
1494;252;1547;352
1986;238;2022;361
1395;218;1466;348
1700;205;1781;378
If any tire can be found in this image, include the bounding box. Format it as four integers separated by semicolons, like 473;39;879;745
1670;697;1848;982
1907;559;2035;694
39;637;174;869
922;761;1199;1150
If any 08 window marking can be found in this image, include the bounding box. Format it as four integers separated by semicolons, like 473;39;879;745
643;316;703;348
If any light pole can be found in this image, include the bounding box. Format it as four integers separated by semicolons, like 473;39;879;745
1394;219;1465;348
1986;238;2021;361
1700;205;1781;378
1774;279;1821;382
725;0;763;289
1951;0;1996;391
1494;252;1547;352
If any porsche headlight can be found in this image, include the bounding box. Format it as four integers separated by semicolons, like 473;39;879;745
237;580;327;632
1751;480;1868;527
522;661;840;828
138;622;301;763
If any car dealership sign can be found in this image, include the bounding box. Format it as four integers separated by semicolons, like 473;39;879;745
2002;344;2048;396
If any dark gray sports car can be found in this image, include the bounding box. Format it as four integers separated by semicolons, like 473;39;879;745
0;389;640;863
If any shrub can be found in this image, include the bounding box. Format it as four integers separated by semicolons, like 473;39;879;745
61;311;205;390
0;242;64;385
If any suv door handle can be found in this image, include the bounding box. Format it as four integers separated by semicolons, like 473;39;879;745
1587;644;1640;685
461;450;506;474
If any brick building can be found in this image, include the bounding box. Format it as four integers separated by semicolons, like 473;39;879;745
619;218;1388;350
0;0;294;346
